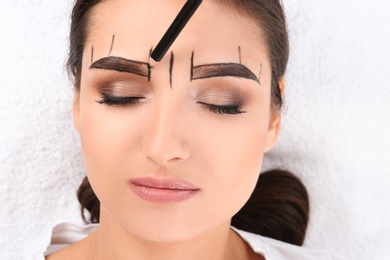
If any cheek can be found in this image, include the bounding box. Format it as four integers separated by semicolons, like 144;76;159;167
192;110;270;219
77;90;143;195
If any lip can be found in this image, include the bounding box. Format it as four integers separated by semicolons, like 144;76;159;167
129;177;200;204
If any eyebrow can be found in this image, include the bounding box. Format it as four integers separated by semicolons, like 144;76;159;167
89;56;151;81
191;52;260;84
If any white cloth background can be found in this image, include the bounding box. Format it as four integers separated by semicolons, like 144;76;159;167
0;0;389;259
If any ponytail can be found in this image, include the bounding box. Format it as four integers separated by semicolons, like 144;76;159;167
77;176;100;224
232;169;310;246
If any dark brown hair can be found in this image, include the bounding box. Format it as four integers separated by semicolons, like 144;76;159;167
232;169;309;246
70;0;309;246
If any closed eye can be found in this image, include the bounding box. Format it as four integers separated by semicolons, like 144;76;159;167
96;93;145;106
197;102;246;115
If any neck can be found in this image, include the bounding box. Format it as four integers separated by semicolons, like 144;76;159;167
86;209;247;260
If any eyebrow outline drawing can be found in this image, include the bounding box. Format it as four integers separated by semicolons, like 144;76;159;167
190;51;260;84
89;56;152;81
91;46;94;65
169;51;174;88
108;35;115;56
238;46;242;64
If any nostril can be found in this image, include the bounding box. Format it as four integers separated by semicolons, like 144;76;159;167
168;157;184;163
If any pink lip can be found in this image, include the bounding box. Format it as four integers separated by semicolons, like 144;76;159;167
129;177;200;204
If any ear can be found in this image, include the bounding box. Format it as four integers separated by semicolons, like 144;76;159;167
73;91;81;133
264;76;285;152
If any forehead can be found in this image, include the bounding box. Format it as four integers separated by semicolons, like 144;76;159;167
87;0;267;63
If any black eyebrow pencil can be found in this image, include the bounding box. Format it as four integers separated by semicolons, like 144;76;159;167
151;0;203;62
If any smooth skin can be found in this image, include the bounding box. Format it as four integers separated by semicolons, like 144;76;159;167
47;0;282;259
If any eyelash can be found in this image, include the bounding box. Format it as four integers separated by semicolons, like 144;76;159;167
96;93;144;106
197;102;246;115
96;94;245;115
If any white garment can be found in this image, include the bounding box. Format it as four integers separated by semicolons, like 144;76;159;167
43;223;347;259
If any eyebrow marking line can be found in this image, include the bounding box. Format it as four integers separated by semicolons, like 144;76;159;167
259;63;262;85
91;46;94;65
89;56;151;81
238;46;242;64
147;47;153;81
190;51;195;81
169;51;174;89
149;47;153;61
108;35;115;56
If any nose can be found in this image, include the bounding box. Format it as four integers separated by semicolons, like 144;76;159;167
142;96;191;166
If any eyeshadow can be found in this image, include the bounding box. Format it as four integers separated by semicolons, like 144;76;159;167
192;84;248;106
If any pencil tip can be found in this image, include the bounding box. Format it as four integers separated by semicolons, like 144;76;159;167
149;57;158;67
151;51;162;62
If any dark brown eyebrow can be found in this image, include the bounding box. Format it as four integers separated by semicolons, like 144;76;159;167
89;56;151;81
191;52;260;84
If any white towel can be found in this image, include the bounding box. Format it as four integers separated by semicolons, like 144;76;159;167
1;0;389;259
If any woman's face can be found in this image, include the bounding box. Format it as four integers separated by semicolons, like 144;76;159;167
74;0;280;242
